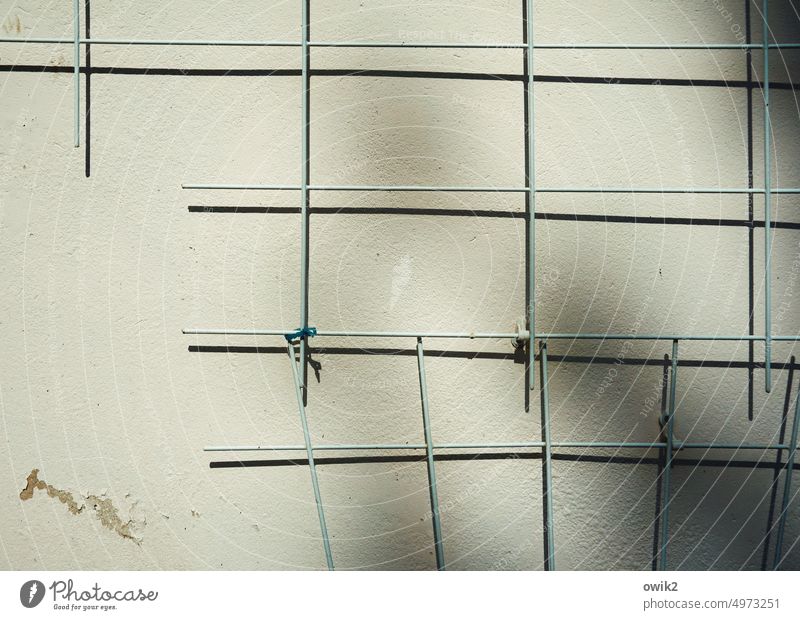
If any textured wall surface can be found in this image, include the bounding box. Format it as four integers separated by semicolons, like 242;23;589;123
1;0;799;570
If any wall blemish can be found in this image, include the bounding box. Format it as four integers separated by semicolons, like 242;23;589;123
19;469;143;544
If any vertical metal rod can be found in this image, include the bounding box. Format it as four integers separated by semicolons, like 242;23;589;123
298;0;310;385
659;339;679;570
73;0;80;147
763;0;772;393
539;340;555;568
773;384;800;569
416;338;446;570
287;343;334;570
525;0;536;391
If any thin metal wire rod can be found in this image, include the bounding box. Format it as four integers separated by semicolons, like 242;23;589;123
0;36;298;46
183;183;528;192
3;36;800;50
207;444;429;451
659;339;679;571
72;0;79;148
302;42;800;50
525;0;537;392
311;41;527;49
678;442;791;450
298;0;311;386
539;340;556;569
183;328;523;339
184;327;800;341
182;182;800;193
204;441;795;452
417;338;446;570
538;187;800;194
534;43;800;50
773;383;800;569
539;333;765;340
286;343;334;570
183;184;301;190
763;0;773;394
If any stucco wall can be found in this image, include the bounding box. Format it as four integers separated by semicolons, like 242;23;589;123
1;0;799;570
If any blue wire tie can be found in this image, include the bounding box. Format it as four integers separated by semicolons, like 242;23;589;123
284;326;318;342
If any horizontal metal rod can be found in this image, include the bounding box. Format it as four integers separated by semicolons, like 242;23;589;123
184;328;523;339
312;41;527;49
534;43;800;50
2;37;798;50
539;333;764;341
540;187;800;194
204;441;794;452
183;183;529;193
184;328;800;342
182;183;800;194
679;442;791;450
547;334;798;341
0;37;299;46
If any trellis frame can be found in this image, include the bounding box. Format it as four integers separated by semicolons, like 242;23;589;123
183;0;800;571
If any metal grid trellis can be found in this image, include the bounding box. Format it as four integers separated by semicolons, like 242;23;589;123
3;0;799;571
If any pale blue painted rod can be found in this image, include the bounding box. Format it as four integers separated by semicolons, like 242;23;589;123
660;339;679;571
184;328;522;338
416;338;445;570
3;36;799;50
540;340;556;569
72;0;79;147
182;183;800;193
525;0;537;393
773;383;800;570
204;441;795;452
298;0;311;386
763;0;773;394
184;327;800;341
286;343;334;570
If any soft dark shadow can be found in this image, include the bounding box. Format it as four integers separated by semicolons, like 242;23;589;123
1;63;798;90
209;452;800;470
188;205;800;230
188;345;800;371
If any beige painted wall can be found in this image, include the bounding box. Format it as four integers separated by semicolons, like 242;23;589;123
1;0;799;570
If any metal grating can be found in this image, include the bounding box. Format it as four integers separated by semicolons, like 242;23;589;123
3;0;799;570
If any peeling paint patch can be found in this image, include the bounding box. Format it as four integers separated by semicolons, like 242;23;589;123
19;469;143;544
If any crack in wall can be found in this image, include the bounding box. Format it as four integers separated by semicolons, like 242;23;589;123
19;469;143;544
